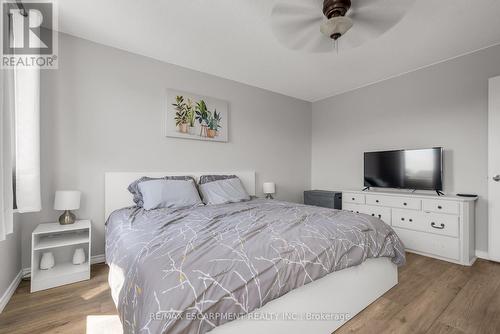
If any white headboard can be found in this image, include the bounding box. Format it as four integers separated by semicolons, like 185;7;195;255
104;171;255;220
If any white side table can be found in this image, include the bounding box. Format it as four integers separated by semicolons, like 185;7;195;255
31;220;91;293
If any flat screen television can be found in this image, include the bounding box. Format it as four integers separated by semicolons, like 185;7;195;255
364;147;443;191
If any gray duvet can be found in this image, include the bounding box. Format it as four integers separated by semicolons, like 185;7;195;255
105;199;405;334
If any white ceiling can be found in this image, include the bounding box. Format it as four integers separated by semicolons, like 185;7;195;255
54;0;500;102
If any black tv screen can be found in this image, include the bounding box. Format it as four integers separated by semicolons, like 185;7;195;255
364;148;443;191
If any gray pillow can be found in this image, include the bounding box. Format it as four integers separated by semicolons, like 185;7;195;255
199;174;237;184
138;179;202;210
128;176;195;207
199;177;250;205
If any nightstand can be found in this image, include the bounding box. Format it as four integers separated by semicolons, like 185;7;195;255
30;220;91;292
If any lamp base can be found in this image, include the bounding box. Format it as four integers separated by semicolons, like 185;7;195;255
59;210;76;225
265;194;274;199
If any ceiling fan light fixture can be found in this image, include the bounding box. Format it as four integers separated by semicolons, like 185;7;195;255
320;16;353;40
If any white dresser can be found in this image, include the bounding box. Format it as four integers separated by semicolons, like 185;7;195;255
342;190;477;265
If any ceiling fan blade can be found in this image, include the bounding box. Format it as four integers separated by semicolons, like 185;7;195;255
272;0;322;17
351;0;392;11
339;23;377;48
271;1;324;51
272;16;323;44
283;17;325;51
350;0;414;12
342;0;414;47
349;1;412;22
305;33;336;53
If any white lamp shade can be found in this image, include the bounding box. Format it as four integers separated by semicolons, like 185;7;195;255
263;182;276;194
54;191;81;210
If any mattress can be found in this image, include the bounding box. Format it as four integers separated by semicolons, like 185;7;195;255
105;199;405;334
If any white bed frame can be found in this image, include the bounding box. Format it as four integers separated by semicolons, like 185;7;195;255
104;171;398;334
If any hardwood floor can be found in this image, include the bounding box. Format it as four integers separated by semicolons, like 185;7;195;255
336;253;500;334
1;253;499;334
0;264;116;334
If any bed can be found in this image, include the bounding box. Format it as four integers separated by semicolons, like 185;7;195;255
104;171;405;334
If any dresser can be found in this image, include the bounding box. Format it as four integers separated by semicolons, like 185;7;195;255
342;190;477;265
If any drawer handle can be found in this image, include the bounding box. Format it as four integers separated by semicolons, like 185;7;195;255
371;213;375;217
356;211;359;213
409;218;413;222
437;205;442;209
352;198;355;201
431;222;445;229
401;217;405;221
378;214;382;219
403;202;407;206
375;200;379;203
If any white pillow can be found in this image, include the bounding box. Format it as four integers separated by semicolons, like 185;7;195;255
199;177;250;205
138;179;202;210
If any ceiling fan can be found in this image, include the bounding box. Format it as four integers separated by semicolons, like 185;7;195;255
271;0;414;53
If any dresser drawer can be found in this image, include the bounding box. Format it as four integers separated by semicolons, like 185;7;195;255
343;193;365;204
392;210;459;237
343;204;391;224
343;203;364;214
422;199;459;214
392;209;421;230
362;205;392;225
393;227;460;261
366;194;421;210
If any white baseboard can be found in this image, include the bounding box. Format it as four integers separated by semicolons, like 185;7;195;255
21;267;30;278
90;253;106;265
22;254;106;278
475;250;490;260
0;270;23;313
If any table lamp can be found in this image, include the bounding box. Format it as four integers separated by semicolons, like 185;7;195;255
263;182;275;199
54;190;81;225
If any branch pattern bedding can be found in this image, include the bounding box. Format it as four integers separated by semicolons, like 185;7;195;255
105;199;405;334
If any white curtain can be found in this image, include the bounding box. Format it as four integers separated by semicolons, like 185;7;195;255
14;66;41;213
12;9;41;213
0;69;15;241
1;9;42;233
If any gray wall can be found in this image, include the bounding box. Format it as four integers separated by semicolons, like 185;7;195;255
15;34;498;270
19;33;312;267
0;215;21;304
311;44;500;252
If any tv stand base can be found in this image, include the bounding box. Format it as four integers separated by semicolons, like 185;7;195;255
436;190;444;196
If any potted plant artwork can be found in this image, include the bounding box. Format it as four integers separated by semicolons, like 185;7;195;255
186;98;196;135
167;90;227;142
213;110;222;136
207;116;216;138
195;100;210;137
172;95;189;133
207;110;222;138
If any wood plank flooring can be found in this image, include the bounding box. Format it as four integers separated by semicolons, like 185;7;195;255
1;253;500;334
